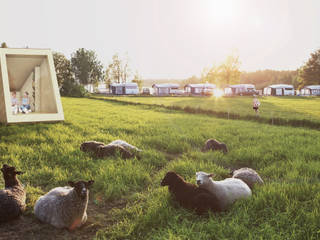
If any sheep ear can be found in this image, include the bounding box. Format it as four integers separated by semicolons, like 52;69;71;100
68;181;75;187
208;173;215;178
86;180;94;187
15;171;24;175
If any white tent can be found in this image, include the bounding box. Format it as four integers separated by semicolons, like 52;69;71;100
0;48;64;124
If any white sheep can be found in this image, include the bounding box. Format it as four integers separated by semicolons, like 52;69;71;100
34;180;94;230
196;171;251;211
232;167;264;190
109;140;142;152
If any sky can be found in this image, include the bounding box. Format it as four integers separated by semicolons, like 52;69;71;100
1;0;320;79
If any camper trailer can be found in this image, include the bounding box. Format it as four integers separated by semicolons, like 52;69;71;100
225;84;257;96
152;83;180;96
263;84;295;96
300;85;320;96
184;83;216;96
110;83;139;95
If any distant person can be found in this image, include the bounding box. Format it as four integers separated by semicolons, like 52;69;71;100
20;91;31;114
253;95;260;116
11;91;18;114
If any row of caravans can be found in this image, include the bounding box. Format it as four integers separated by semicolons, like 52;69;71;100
92;82;320;96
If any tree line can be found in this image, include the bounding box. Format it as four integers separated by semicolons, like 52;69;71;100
1;42;140;97
185;49;320;89
1;42;319;93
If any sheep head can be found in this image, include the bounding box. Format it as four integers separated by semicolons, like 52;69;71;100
221;143;228;153
196;171;214;186
68;180;94;199
161;171;182;186
1;164;24;187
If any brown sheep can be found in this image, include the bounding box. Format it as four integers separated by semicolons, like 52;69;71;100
96;144;134;159
202;139;228;153
80;141;104;153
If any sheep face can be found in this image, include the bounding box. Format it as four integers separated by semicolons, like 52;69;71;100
161;171;179;186
221;143;228;153
196;172;214;186
68;180;94;200
1;164;23;184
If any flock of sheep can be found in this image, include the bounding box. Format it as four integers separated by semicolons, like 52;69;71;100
0;138;263;231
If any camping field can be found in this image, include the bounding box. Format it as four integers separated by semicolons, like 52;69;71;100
0;97;320;240
95;95;320;129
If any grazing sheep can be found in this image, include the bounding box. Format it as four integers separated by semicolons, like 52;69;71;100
202;139;228;153
161;171;222;215
96;144;133;159
0;164;26;223
196;171;251;211
34;180;94;230
109;140;142;152
232;167;264;190
80;141;104;153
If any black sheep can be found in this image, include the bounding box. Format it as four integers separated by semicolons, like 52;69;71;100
160;171;222;215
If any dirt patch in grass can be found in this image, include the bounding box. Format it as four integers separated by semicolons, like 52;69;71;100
0;199;127;240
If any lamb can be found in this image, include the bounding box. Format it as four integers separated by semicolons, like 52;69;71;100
96;144;134;159
202;139;228;153
232;167;264;190
196;171;251;211
34;180;94;230
161;171;222;215
0;164;26;223
80;141;104;153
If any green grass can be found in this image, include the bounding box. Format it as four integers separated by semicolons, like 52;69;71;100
93;95;320;129
0;97;319;240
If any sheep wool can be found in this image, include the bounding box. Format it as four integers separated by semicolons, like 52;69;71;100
34;180;94;230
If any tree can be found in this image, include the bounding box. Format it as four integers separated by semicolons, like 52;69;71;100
1;42;8;48
71;48;104;86
53;52;74;87
297;49;320;88
132;71;143;90
105;53;131;84
201;65;220;85
219;53;241;86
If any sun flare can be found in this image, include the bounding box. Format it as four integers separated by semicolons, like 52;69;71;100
213;88;224;98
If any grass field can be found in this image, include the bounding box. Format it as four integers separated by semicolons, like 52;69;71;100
0;97;319;239
95;95;320;129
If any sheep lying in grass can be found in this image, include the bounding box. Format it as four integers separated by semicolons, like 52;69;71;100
0;164;26;223
161;171;222;215
80;141;104;153
34;180;94;230
109;140;142;152
202;139;228;153
96;144;133;159
232;167;264;190
196;171;251;211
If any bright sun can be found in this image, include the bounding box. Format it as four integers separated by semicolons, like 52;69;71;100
213;88;224;98
208;0;236;22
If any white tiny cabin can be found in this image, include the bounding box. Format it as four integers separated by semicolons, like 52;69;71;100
0;48;64;124
263;84;294;96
